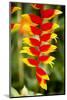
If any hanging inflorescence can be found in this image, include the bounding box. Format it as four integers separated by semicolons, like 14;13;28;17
11;4;62;90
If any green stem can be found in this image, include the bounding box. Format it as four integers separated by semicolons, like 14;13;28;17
17;3;24;86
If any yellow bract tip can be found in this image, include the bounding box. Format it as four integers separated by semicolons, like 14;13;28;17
55;10;63;15
40;80;47;90
42;75;50;80
50;45;57;52
20;47;34;56
22;38;32;46
44;56;55;68
53;23;59;30
51;33;58;42
11;7;21;14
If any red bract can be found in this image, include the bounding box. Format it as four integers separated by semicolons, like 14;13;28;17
41;9;54;18
30;47;40;56
40;44;50;52
36;67;46;75
41;22;53;31
39;55;49;62
28;58;38;66
31;26;42;35
30;38;40;46
41;33;51;42
29;14;42;24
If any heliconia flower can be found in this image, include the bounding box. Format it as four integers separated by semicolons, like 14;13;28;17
32;4;44;10
41;22;59;32
36;67;49;90
11;6;21;14
19;4;62;90
41;9;62;19
41;33;58;42
40;44;57;54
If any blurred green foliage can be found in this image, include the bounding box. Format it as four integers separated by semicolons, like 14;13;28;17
10;2;65;97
